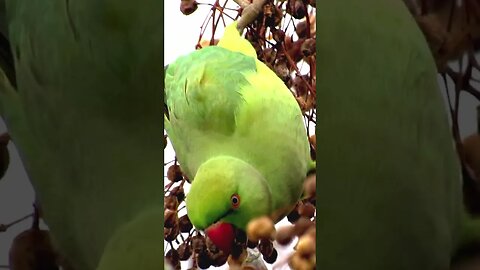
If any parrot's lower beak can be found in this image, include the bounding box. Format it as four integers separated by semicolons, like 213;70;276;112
205;222;235;254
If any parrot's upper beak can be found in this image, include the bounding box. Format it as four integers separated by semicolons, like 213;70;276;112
205;222;235;254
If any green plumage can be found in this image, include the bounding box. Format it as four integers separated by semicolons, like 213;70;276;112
316;1;466;269
0;0;163;269
165;23;311;231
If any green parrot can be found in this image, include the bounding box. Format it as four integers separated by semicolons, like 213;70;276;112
164;21;312;253
0;0;164;269
316;0;480;270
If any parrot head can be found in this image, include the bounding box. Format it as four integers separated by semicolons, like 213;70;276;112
186;155;272;254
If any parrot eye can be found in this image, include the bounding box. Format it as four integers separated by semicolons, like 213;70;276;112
231;194;240;209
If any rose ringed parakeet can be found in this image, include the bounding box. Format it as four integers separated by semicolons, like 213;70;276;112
164;21;311;253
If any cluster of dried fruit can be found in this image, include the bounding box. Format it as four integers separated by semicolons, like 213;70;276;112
182;0;316;119
404;0;480;217
1;203;74;270
163;145;316;269
165;1;317;268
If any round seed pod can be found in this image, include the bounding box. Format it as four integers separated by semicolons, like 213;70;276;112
298;202;316;219
258;239;274;257
294;217;314;236
263;248;278;264
178;215;193;233
164;195;179;211
296;234;316;258
197;251;212;269
177;242;192;261
167;164;183;182
180;0;198;15
301;38;316;57
164;209;178;228
192;234;207;254
210;250;228;267
206;235;220;254
246;216;275;242
170;186;185;202
164;226;179;242
296;20;308;39
289;252;314;270
247;239;258;249
275;225;296;246
165;249;180;269
9;228;60;270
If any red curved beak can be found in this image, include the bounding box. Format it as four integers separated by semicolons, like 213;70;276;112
205;222;235;254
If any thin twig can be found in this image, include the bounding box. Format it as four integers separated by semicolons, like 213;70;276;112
0;213;34;233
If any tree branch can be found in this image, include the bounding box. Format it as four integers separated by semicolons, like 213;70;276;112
236;0;268;33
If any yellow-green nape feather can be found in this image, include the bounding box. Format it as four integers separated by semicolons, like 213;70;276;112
217;21;257;58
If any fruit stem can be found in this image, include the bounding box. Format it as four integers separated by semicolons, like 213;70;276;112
477;105;479;134
32;203;40;230
0;213;33;232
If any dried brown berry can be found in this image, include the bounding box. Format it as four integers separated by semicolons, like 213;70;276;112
210;251;228;267
164;226;179;242
263;247;278;264
177;242;192;261
166;249;180;268
192;235;207;253
228;247;247;265
287;39;306;63
298;202;316;219
289;252;314;270
301;38;315;57
274;60;290;82
262;47;277;64
164;195;179;211
9;228;59;270
275;225;296;246
167;164;183;182
258;239;274;257
230;241;246;260
296;234;316;258
197;251;212;269
292;75;309;97
246;216;276;242
272;28;286;43
179;215;193;233
247;239;258;249
296;20;308;39
206;235;220;254
294;217;314;236
171;186;185;202
288;0;307;19
234;228;247;244
180;0;198;15
164;209;178;228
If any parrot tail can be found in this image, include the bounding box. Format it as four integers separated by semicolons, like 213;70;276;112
217;21;257;59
